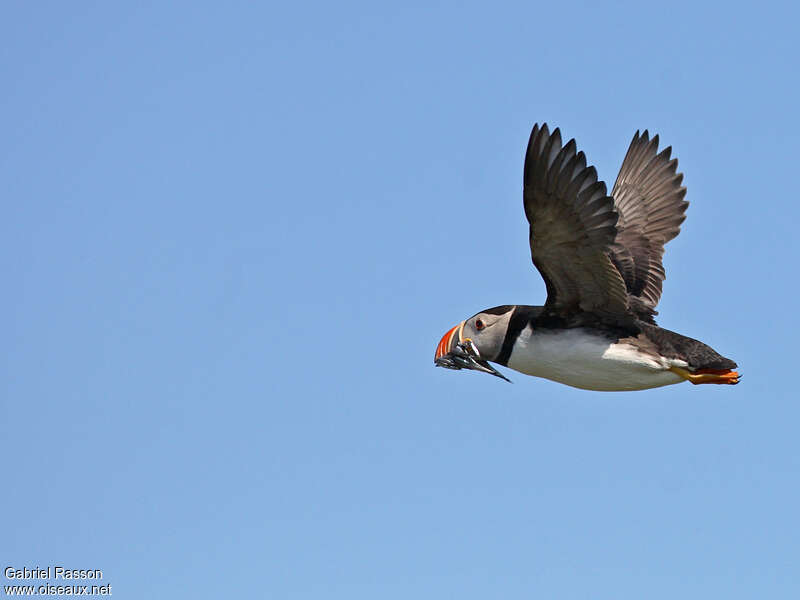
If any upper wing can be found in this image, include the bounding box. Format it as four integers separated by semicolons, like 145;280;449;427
523;124;631;323
610;131;688;316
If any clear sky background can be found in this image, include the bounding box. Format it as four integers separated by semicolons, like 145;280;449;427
2;2;799;598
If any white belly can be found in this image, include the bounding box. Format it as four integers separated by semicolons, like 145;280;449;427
506;327;686;391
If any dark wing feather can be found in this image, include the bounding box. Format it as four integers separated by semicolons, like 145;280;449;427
524;124;630;323
610;131;688;318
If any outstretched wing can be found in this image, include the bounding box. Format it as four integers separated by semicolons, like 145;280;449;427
610;131;688;317
523;124;630;323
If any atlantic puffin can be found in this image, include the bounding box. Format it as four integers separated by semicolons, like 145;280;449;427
434;124;739;391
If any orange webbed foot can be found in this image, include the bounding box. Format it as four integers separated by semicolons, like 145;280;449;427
670;366;740;385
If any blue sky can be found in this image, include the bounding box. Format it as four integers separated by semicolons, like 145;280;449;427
2;1;799;598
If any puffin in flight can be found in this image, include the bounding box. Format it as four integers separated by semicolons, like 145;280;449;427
434;124;739;391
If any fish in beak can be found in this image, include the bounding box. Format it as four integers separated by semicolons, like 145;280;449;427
434;322;511;382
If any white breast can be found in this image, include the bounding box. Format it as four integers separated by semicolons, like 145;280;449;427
506;327;686;391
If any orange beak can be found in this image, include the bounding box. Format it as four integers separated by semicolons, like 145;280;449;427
434;320;511;382
435;322;463;361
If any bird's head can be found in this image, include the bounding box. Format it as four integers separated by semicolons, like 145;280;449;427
434;306;515;382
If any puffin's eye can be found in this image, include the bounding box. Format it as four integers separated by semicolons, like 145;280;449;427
475;319;485;330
